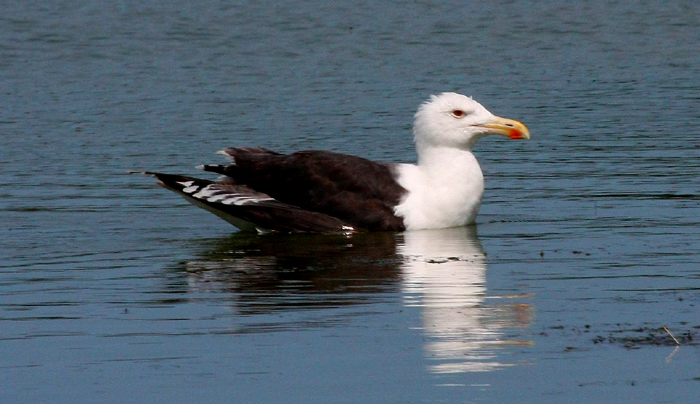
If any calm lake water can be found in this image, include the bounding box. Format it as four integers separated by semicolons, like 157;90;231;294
2;0;699;402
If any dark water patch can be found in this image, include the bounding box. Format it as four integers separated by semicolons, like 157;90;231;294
593;326;698;348
585;193;700;200
537;322;700;350
1;330;87;341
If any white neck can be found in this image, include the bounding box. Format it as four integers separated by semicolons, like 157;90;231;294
394;144;485;230
417;143;471;168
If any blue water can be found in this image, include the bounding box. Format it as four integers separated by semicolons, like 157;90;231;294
2;0;700;403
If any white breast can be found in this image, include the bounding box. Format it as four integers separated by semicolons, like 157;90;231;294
393;148;484;230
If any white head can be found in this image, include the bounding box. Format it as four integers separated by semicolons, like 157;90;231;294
413;92;529;153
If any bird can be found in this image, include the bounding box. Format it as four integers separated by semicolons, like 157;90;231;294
134;92;529;234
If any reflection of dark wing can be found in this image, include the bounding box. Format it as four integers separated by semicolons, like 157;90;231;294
142;172;354;233
200;148;407;232
178;232;403;315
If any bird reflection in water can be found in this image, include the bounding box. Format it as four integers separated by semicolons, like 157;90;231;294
178;227;533;372
401;227;533;373
180;232;404;314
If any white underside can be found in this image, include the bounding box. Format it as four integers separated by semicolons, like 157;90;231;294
394;147;484;230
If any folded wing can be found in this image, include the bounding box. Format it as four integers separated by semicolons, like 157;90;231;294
199;148;407;232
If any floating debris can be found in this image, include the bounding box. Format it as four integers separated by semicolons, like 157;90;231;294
592;326;697;349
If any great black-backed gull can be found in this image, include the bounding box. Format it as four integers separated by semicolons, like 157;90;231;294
135;93;529;233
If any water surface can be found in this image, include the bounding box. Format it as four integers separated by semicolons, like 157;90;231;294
2;0;699;403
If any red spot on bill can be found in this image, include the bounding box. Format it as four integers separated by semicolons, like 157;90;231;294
508;129;526;139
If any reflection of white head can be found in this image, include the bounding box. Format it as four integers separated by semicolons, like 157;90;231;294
400;227;525;373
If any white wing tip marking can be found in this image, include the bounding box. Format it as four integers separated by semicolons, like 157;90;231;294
221;196;275;206
188;184;274;206
176;181;200;194
216;150;235;164
191;186;216;199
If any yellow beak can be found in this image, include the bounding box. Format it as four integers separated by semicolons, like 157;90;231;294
476;116;530;140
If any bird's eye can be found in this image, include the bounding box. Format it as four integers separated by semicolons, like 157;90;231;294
451;109;466;118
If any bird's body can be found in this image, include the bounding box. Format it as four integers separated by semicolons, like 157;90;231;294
137;93;529;233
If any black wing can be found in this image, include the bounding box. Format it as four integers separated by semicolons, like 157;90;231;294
140;172;356;233
200;148;407;232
